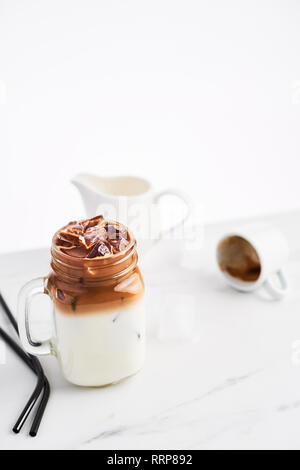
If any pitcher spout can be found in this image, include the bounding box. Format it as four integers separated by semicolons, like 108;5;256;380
71;174;103;218
71;173;151;220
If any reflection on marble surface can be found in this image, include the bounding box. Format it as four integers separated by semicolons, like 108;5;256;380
1;211;300;450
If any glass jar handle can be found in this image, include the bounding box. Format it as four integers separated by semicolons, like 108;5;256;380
18;277;52;356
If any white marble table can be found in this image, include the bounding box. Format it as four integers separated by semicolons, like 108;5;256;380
1;211;300;450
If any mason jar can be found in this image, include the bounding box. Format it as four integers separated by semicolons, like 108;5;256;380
18;230;145;387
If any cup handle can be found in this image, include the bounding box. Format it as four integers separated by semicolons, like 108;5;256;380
263;270;289;300
18;277;53;356
154;188;191;242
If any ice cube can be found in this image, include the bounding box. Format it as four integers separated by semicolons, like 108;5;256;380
81;215;104;231
110;237;129;252
56;234;74;248
80;226;107;249
87;241;112;258
105;223;128;241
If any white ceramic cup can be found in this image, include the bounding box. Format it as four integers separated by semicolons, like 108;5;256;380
216;224;289;300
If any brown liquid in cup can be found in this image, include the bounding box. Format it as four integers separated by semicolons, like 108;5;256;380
47;215;144;315
217;236;261;282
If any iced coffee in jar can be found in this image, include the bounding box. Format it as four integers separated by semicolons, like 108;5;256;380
18;215;145;387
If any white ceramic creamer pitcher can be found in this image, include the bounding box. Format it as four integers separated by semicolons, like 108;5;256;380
71;174;191;254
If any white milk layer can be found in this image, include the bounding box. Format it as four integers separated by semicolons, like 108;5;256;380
52;299;145;387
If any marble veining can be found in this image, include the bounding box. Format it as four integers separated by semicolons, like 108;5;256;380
2;212;300;450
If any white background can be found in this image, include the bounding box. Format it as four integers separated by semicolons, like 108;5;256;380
1;0;300;253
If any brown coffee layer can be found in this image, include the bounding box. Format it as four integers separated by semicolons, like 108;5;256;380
49;215;144;315
47;267;144;316
218;236;261;282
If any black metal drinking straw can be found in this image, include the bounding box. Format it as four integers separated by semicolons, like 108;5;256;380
0;325;46;434
0;292;50;436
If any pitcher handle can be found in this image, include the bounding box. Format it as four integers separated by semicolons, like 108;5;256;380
154;188;191;242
